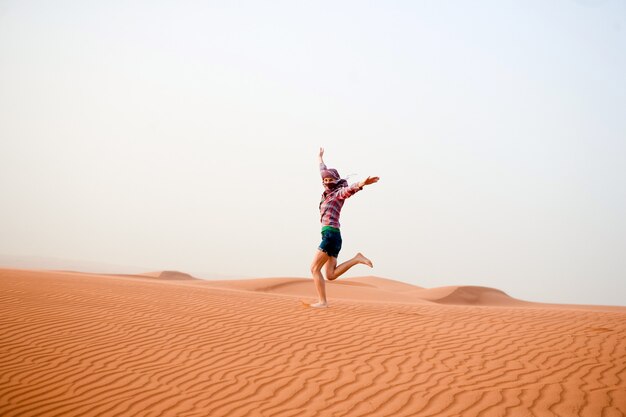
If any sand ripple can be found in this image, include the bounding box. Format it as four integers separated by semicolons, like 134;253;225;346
1;269;625;416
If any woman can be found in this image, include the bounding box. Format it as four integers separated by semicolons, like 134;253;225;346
308;147;380;308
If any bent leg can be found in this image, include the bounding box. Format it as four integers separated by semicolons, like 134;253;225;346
326;252;373;281
310;249;330;306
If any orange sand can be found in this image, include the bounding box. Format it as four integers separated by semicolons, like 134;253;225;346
1;268;625;417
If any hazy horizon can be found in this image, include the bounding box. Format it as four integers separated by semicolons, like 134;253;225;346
1;1;625;306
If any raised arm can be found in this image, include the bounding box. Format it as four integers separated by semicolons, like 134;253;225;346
318;147;329;172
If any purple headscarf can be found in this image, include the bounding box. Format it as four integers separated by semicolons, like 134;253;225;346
321;167;348;193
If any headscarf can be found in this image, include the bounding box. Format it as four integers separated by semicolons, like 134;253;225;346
321;168;348;191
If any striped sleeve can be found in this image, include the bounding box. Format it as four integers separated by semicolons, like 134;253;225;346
335;182;362;200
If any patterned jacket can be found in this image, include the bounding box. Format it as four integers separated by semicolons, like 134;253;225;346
319;163;362;228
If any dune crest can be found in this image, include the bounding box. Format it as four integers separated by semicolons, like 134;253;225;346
413;285;531;306
203;276;434;304
203;276;531;307
140;270;198;280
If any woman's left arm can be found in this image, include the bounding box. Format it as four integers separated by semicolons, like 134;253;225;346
336;176;380;200
358;176;380;189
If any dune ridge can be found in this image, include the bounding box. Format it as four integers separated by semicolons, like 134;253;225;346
139;270;198;280
1;268;625;417
202;276;536;307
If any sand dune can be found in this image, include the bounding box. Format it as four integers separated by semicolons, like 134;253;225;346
1;267;625;417
203;277;534;307
410;285;533;307
203;276;434;304
139;271;199;281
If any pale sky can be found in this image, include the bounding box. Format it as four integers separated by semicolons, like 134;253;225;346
1;0;625;306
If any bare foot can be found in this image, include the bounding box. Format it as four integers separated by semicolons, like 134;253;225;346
356;252;373;268
310;301;328;308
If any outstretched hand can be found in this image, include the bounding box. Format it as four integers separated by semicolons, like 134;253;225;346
319;147;324;158
359;176;380;188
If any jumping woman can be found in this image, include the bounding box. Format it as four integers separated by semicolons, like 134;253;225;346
308;147;380;308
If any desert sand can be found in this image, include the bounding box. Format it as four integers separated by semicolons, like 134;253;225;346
1;267;625;417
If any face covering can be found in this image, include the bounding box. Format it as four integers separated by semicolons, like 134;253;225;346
323;180;338;191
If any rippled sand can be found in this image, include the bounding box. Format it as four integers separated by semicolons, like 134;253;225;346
1;268;625;417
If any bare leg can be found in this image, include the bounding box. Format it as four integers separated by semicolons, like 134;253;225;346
310;249;330;307
326;252;373;281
